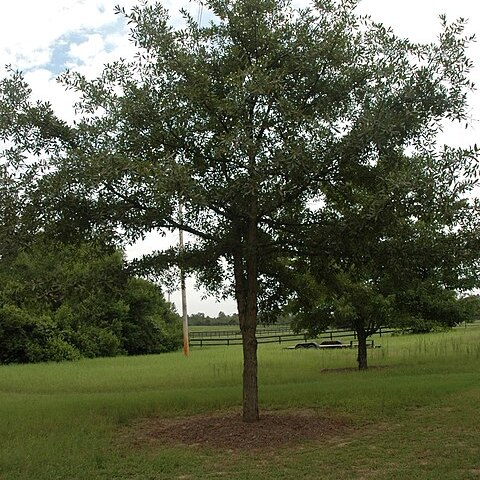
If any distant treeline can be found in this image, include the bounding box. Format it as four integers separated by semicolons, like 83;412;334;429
188;312;239;326
188;300;480;331
188;311;294;327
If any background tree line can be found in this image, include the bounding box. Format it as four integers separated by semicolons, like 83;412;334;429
188;311;294;327
189;311;239;327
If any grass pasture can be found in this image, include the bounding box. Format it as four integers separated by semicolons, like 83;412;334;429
0;327;479;479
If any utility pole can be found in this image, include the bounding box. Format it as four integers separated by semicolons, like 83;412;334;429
178;0;203;357
179;202;189;356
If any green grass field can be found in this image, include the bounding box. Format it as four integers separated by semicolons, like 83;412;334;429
1;327;479;479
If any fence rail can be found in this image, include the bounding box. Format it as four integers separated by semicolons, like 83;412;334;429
189;326;398;348
190;326;292;338
189;321;480;348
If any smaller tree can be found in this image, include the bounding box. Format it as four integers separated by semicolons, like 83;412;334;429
458;295;480;323
290;151;479;370
292;270;472;370
393;284;471;334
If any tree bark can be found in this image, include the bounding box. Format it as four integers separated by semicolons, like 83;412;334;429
240;312;259;422
356;326;368;371
233;221;259;422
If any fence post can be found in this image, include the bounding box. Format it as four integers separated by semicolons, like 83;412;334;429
279;336;281;344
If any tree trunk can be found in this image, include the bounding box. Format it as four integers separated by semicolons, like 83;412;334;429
356;327;368;371
233;221;259;422
240;312;259;422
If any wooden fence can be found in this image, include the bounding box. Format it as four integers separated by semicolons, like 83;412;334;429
189;326;398;348
189;325;291;339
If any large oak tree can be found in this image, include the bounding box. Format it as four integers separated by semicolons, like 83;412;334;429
1;0;478;420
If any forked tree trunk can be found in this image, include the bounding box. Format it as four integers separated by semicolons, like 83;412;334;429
356;327;368;371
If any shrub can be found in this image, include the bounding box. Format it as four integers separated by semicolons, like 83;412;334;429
0;306;81;363
0;306;39;363
0;241;181;364
121;278;182;355
69;326;122;358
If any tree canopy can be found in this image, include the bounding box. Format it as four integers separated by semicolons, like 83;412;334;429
289;151;479;369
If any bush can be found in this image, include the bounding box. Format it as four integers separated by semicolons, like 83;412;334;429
0;241;181;364
121;278;182;355
0;306;81;363
397;316;449;334
44;337;81;362
0;306;38;364
69;326;122;358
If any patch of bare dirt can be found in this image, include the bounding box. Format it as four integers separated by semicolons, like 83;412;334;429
121;409;352;452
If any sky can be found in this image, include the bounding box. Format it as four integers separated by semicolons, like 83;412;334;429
1;0;479;315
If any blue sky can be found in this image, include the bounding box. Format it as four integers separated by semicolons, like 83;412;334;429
1;0;479;315
46;24;122;76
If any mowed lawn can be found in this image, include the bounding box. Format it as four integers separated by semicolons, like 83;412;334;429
1;327;479;480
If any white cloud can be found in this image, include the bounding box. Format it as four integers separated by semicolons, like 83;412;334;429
0;1;200;115
0;0;206;70
65;31;135;78
68;34;107;65
21;68;77;122
357;0;479;43
0;1;132;69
